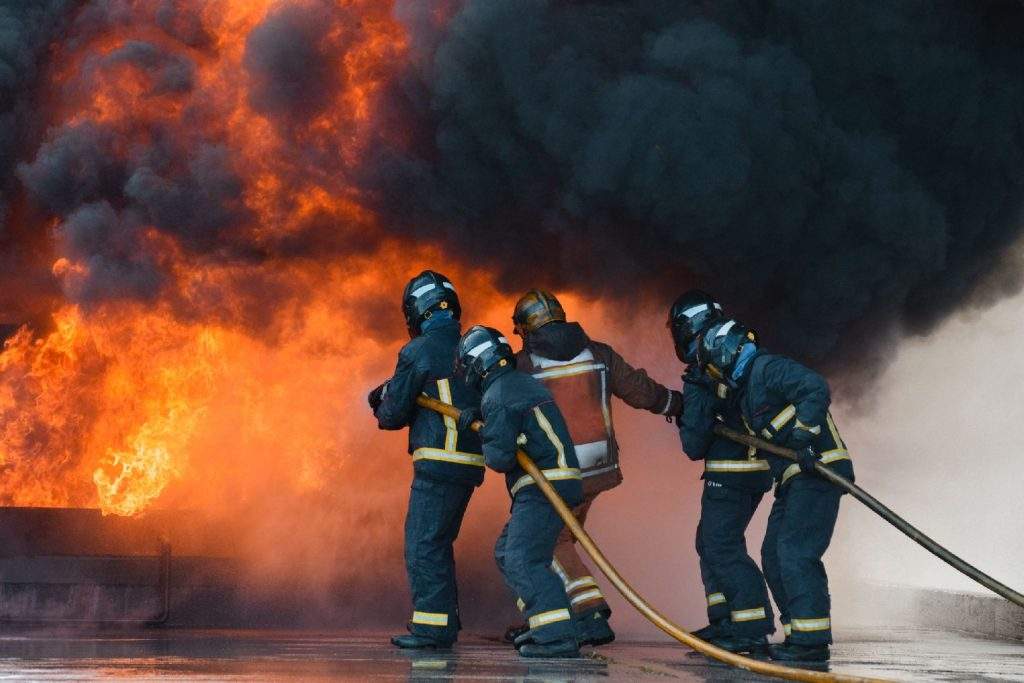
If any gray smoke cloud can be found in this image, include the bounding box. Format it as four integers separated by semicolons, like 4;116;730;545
365;0;1024;381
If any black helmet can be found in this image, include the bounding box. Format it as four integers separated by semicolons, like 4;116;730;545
667;289;724;363
456;325;516;391
512;289;566;337
697;319;757;385
402;270;461;336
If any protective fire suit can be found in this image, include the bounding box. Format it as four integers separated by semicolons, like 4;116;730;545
374;316;483;644
737;351;854;646
680;368;774;638
516;321;680;618
481;365;584;645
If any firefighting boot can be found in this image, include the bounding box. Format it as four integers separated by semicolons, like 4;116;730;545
518;638;581;658
576;610;615;647
391;634;452;650
769;642;830;662
503;622;529;644
692;618;729;641
707;634;769;655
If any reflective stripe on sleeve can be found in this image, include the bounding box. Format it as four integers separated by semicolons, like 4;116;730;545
532;362;606;380
533;406;568;468
510;468;581;496
570;589;604;607
791;617;831;632
795;419;821;435
707;592;726;607
783;623;792;636
412;448;485;467
731;607;767;622
780;449;850;484
770;404;797;431
705;459;770;473
436;379;458;452
412;611;449;626
528;608;572;629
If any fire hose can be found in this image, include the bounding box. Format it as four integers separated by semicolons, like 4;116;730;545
417;395;887;683
713;425;1024;609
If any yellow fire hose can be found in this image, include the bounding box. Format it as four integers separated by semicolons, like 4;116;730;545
713;425;1024;609
416;395;887;683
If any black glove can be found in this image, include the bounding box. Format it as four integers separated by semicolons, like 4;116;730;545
367;382;387;412
664;389;684;423
457;407;481;433
795;444;821;474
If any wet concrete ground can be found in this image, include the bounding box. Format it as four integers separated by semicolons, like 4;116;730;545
0;628;1020;681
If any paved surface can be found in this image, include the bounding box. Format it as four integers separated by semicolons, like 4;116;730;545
0;628;1020;681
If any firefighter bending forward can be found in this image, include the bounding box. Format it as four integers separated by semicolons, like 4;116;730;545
455;325;583;658
369;270;484;650
508;290;683;646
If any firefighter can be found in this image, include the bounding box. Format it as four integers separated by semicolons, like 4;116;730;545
697;319;854;662
455;325;583;659
671;290;775;654
369;270;484;650
508;289;682;647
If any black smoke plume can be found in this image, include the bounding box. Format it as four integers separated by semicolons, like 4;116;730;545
369;0;1024;379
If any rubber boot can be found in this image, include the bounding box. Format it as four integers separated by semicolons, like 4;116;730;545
391;634;451;650
577;610;615;647
518;638;581;658
692;618;729;641
769;642;830;662
503;623;528;644
707;634;769;655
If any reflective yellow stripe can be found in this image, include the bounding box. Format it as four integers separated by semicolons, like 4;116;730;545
783;623;792;636
780;449;850;484
566;576;597;593
795;419;821;435
412;611;449;626
533;406;567;468
770;404;797;431
436;379;457;452
827;413;846;449
532;362;606;380
550;558;570;587
516;598;525;612
705;459;770;472
716;383;729;400
791;617;831;632
707;592;726;607
510;468;581;496
528;608;571;629
731;607;767;622
413;448;485;467
570;589;604;606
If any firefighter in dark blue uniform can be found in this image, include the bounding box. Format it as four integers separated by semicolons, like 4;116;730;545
670;291;774;654
455;325;583;658
369;271;484;650
697;319;854;662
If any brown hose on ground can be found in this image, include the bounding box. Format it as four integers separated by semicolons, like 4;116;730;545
713;424;1024;609
416;395;888;683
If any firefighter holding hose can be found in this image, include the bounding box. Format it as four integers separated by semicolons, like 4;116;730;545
454;325;584;658
696;319;854;662
368;270;484;650
670;291;775;654
508;289;683;647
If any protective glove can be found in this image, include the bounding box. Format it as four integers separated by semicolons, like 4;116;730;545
665;389;684;423
457;407;481;433
367;382;387;413
795;444;822;474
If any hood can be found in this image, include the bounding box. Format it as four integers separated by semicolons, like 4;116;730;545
523;321;590;361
